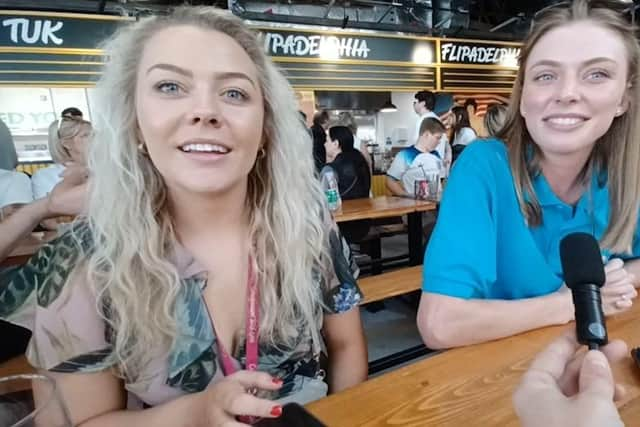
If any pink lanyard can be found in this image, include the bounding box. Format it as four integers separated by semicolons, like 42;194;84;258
215;255;259;376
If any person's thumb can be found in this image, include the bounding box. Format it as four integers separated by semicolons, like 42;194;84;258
578;350;615;400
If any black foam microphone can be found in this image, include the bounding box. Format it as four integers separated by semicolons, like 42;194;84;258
560;232;608;350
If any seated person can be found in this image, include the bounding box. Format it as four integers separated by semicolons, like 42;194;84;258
417;1;640;349
0;121;33;219
386;117;445;197
322;125;371;242
323;126;371;200
33;117;92;199
0;169;32;220
0;8;367;425
31;117;91;230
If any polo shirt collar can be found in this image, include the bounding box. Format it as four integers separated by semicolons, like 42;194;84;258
531;169;608;214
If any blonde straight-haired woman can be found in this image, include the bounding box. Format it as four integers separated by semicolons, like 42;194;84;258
418;0;640;349
0;6;366;426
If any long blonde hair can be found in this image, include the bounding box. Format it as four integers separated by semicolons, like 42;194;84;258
47;117;92;164
84;7;330;378
498;0;640;253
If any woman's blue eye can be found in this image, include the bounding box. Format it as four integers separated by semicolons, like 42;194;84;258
534;73;554;82
157;82;180;94
225;89;247;100
587;70;609;80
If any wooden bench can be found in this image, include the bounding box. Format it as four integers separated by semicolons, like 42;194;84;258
358;265;422;304
357;266;429;374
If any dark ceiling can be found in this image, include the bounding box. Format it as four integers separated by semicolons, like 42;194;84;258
0;0;637;41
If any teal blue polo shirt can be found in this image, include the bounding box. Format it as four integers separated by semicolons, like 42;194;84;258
423;139;640;300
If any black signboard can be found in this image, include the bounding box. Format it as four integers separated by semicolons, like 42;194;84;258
0;11;130;50
440;40;521;66
0;11;521;91
0;11;131;85
259;28;436;64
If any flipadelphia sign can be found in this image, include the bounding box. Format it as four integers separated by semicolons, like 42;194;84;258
259;28;435;64
440;41;521;66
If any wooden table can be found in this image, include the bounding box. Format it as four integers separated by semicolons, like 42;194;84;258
334;196;437;266
333;196;436;223
1;231;56;267
308;306;640;426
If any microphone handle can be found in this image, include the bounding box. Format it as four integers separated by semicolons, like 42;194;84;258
571;283;608;347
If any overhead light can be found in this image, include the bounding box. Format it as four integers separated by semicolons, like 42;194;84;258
380;100;397;113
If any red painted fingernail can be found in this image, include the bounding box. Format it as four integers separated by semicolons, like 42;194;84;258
271;405;282;417
272;377;283;385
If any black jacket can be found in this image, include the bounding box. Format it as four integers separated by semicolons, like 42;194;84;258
326;150;371;200
311;124;327;172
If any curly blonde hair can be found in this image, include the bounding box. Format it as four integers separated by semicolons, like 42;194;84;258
84;6;331;378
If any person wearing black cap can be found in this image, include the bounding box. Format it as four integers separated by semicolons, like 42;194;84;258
61;107;83;119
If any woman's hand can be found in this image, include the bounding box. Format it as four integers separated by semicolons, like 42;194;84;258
601;258;637;315
198;370;283;427
46;163;89;218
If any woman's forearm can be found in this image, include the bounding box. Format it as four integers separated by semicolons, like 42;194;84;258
417;291;574;349
327;343;368;393
0;198;49;261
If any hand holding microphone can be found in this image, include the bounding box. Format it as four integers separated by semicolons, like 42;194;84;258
513;233;629;427
513;331;626;427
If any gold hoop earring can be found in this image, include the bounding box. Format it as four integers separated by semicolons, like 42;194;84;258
137;142;148;155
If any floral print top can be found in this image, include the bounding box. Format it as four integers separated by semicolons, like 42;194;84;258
0;223;362;407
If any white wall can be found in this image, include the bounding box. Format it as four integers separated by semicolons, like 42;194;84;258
0;87;92;161
376;92;418;148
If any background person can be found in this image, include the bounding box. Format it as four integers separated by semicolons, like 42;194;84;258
323;125;371;243
311;110;330;172
386;118;446;197
483;103;509;138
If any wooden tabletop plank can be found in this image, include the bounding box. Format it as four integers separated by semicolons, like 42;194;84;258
334;196;437;223
307;305;640;426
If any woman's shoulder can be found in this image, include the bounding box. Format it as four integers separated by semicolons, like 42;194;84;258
450;138;511;183
458;138;507;163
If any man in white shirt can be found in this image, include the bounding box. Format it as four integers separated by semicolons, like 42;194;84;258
386;118;446;197
0;164;87;261
0;169;33;217
413;90;450;174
